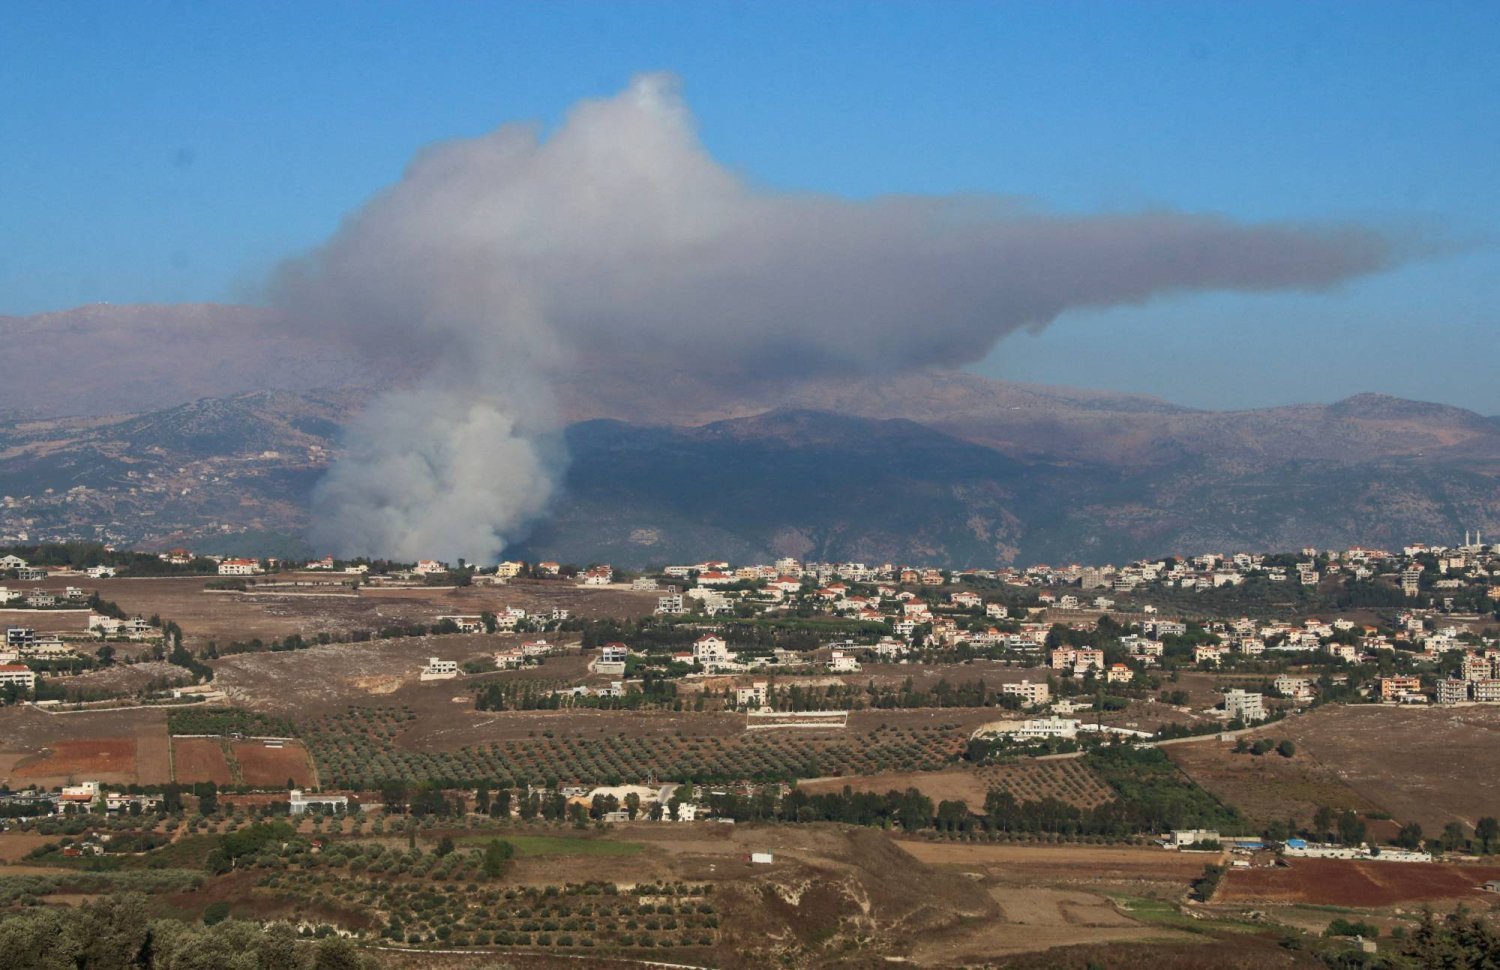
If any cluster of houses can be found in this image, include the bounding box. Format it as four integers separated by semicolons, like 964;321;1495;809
0;781;162;818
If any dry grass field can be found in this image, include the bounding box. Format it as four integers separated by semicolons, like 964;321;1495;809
898;840;1209;894
209;635;588;714
59;575;657;649
49;661;191;697
1258;704;1500;832
798;768;992;806
1166;737;1380;829
0;608;92;634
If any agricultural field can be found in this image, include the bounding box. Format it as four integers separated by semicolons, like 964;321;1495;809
797;769;991;807
906;885;1190;963
263;873;720;951
0;607;92;634
170;738;235;786
231;739;316;788
304;706;968;787
1264;705;1500;832
1217;857;1500;907
0;706;170;788
1166;736;1381;830
976;757;1118;810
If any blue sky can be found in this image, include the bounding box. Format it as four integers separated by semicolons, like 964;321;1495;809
2;1;1496;412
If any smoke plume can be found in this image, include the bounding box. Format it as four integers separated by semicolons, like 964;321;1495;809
275;73;1400;562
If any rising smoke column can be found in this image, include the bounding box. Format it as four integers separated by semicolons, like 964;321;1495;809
275;73;1401;562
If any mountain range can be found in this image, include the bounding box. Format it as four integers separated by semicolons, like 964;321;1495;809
1;303;1495;565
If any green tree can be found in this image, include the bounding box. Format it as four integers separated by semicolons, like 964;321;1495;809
1312;806;1335;840
482;838;514;878
1394;821;1423;850
1276;740;1295;758
1477;816;1499;854
1337;810;1367;847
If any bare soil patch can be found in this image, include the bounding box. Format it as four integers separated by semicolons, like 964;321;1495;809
1219;857;1500;907
12;738;137;786
231;739;315;788
0;832;60;862
79;576;656;650
209;635;588;716
799;768;991;806
171;738;234;785
898;840;1207;893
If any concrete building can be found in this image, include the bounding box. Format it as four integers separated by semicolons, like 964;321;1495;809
1223;688;1266;723
289;789;348;814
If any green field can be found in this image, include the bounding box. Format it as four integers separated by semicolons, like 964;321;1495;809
460;834;644;857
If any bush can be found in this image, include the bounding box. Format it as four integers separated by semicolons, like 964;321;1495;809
202;901;231;926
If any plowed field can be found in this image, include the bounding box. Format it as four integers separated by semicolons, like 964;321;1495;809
232;740;315;788
1219;858;1500;907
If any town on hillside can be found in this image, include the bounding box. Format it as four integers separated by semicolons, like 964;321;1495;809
2;534;1500;963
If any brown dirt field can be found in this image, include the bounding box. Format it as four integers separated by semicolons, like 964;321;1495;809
1219;857;1500;908
898;840;1208;892
1100;698;1217;734
0;608;91;633
12;738;136;786
909;884;1189;963
798;768;991;807
1167;738;1380;829
75;576;656;650
1259;705;1500;832
0;707;173;787
210;635;589;716
135;720;172;785
231;740;315;788
0;833;61;862
846;706;1010;734
171;738;234;786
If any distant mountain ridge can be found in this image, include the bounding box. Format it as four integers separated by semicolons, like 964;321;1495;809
0;303;1495;564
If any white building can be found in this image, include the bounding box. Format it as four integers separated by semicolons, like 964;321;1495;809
1223;688;1266;723
0;664;36;691
827;650;861;673
289;789;348;814
594;642;629;675
977;717;1081;741
1000;679;1050;707
217;558;262;576
735;681;769;708
419;657;458;681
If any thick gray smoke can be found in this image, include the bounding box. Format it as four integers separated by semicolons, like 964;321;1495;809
276;73;1400;562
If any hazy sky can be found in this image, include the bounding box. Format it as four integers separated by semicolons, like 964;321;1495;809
2;2;1495;413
